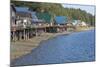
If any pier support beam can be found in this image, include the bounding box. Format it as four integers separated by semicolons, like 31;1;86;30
35;28;38;36
25;30;27;40
24;29;26;40
25;29;29;40
12;31;15;41
44;27;46;32
19;31;22;40
27;29;29;39
17;31;20;41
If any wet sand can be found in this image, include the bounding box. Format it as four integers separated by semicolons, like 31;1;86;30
11;32;71;60
11;29;95;66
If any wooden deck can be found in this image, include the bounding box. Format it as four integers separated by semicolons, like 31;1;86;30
11;24;74;41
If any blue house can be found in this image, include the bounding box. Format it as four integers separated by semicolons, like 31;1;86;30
54;16;68;32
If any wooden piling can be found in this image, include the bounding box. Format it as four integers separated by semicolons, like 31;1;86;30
35;28;38;36
19;31;22;40
12;31;15;41
24;29;26;40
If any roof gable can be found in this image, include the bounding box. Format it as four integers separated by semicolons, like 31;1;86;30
31;12;37;19
31;11;43;22
55;16;67;24
11;4;16;12
15;7;30;13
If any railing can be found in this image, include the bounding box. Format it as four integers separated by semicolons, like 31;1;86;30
11;24;32;31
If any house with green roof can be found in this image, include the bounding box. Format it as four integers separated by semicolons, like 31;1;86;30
36;12;52;24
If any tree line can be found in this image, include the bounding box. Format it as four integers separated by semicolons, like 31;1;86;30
11;1;95;26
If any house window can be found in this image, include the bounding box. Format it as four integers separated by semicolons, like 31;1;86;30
23;19;27;23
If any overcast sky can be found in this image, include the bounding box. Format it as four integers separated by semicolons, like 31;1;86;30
62;4;95;16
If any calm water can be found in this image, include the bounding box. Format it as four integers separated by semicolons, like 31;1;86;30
11;30;95;66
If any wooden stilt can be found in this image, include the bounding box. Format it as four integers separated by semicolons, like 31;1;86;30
17;31;20;41
12;31;15;41
27;29;29;40
25;29;27;40
28;29;31;39
24;29;26;40
45;27;46;32
19;31;22;40
25;30;27;40
36;28;38;36
28;29;30;39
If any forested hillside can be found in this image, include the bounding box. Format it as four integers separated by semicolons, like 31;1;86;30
11;1;95;26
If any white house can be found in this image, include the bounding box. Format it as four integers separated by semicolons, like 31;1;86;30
72;20;87;27
15;7;32;28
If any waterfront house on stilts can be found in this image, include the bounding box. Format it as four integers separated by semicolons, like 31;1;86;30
31;12;47;36
10;4;75;41
36;12;53;33
11;4;16;41
54;16;68;32
15;7;32;41
11;6;32;41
